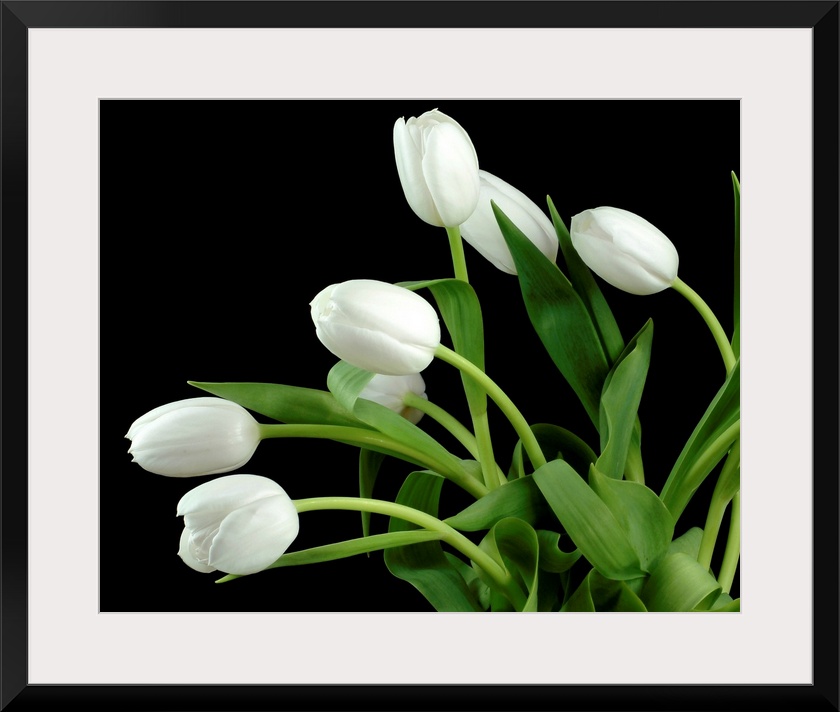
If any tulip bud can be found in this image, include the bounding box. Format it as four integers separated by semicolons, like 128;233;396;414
310;279;441;376
393;109;480;228
569;207;679;295
358;373;427;425
460;170;558;274
126;397;261;477
177;474;299;576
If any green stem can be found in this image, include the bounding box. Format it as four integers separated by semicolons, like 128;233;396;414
259;423;488;499
697;440;740;571
294;496;527;609
445;225;469;283
717;491;740;594
472;409;507;489
435;344;547;471
402;392;479;458
404;393;506;486
671;277;737;374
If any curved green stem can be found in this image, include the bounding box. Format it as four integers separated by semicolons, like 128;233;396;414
259;423;488;499
404;393;507;486
671;277;737;374
435;344;546;470
294;496;527;609
445;225;469;283
717;492;740;594
403;392;479;457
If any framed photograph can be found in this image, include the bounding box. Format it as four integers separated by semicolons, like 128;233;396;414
4;1;837;710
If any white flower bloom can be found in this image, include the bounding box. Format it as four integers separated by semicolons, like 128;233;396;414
126;397;261;477
310;279;441;375
177;474;300;576
393;109;480;227
570;207;679;295
460;170;558;274
358;373;427;424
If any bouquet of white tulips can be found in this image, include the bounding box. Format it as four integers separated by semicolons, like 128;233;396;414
124;107;740;612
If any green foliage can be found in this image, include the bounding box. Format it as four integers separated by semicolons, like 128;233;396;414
494;202;610;427
189;380;366;428
384;472;484;612
327;360;468;482
660;360;741;520
476;517;541;611
596;319;653;479
444;475;549;531
547;195;626;364
533;460;645;580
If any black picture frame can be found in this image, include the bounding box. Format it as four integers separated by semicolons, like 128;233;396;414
2;2;837;711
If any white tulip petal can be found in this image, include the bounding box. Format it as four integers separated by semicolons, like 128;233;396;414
208;493;300;575
570;207;679;295
422;122;481;227
460;170;558;274
393;117;443;226
125;397;233;439
393;110;480;228
317;321;436;375
127;398;262;477
177;474;285;518
310;280;441;375
177;527;216;573
358;373;427;423
326;281;440;347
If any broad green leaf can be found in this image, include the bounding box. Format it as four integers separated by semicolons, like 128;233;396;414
547;195;625;364
537;571;567;612
625;418;646;484
545;199;646;484
714;438;741;504
533;459;644;580
710;594;740;612
536;529;581;573
327;361;467;482
508;439;526;480
509;422;599;482
561;570;648;612
494;202;610;427
668;527;704;559
476;517;540;611
444;475;549;531
444;552;491;611
588;464;674;573
399;278;487;410
732;172;740;358
384;472;483;612
641;552;721;612
358;449;386;538
660;360;741;520
530;423;598;476
596;319;653;479
189;380;367;428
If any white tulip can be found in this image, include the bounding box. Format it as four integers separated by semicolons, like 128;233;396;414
310;279;441;376
358;373;427;424
126;397;261;477
177;474;299;576
460;170;558;274
393;109;480;227
570;207;679;295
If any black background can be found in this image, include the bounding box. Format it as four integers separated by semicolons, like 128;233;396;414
101;99;740;612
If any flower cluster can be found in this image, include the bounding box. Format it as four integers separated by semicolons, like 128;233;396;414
126;109;740;612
